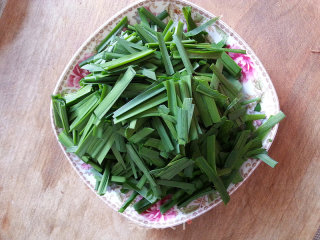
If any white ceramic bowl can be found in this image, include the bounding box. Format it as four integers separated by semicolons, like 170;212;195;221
51;0;280;228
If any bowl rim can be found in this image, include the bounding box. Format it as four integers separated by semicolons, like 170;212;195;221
50;0;280;228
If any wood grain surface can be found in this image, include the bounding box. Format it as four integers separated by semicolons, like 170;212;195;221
1;0;319;239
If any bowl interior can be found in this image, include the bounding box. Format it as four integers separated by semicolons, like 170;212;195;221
51;0;280;228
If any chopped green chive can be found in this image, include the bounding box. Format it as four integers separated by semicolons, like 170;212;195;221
195;157;230;204
255;111;285;138
173;22;194;74
255;153;278;168
96;16;128;53
220;52;242;77
97;162;111;195
158;157;194;180
113;84;165;118
241;97;261;105
244;114;266;122
164;80;178;116
185;17;219;37
119;191;138;213
152;118;174;152
101;49;155;70
207;135;216;172
182;6;205;42
157;32;174;75
157;10;169;21
178;186;215;208
58;130;74;148
134;24;157;43
126;144;158;189
64;85;92;106
139;7;166;29
94;67;136;119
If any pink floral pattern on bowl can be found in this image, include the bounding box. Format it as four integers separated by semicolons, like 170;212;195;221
50;0;280;229
80;163;92;171
141;196;177;221
227;44;255;83
67;54;92;88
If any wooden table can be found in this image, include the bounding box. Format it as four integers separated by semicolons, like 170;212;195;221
1;0;319;239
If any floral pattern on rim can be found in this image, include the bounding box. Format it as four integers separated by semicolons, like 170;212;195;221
253;120;263;127
67;54;93;88
227;44;255;83
80;163;92;171
141;196;178;221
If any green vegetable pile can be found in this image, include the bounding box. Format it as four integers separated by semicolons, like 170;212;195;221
52;6;285;214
